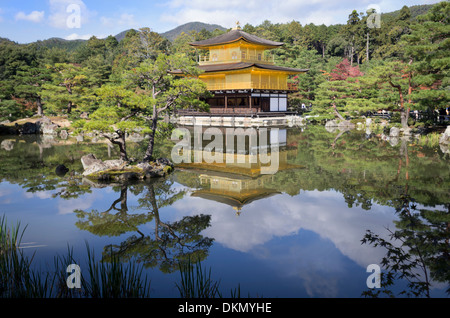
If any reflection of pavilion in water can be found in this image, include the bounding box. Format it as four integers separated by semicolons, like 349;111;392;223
176;127;302;214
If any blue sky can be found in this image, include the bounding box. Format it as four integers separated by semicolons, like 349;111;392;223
0;0;443;43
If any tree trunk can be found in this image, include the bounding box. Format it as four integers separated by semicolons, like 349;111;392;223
36;97;43;116
350;36;355;66
332;103;345;120
389;80;408;129
107;130;129;162
67;101;72;114
322;43;325;58
366;32;370;63
143;116;158;162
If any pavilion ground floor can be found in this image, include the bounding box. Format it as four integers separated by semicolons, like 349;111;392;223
178;89;298;117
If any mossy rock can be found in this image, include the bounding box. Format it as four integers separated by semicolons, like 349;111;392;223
84;161;174;182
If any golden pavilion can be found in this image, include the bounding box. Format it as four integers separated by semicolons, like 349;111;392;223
174;23;308;116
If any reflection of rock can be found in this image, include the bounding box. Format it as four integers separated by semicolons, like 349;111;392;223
325;120;355;133
1;139;15;151
59;129;68;139
81;154;174;181
440;143;449;154
439;126;450;145
389;127;400;137
389;137;399;147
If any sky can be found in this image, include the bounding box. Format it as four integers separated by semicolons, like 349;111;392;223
0;0;443;43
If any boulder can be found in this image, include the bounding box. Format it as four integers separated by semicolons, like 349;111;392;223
36;117;59;135
55;164;69;177
400;127;412;136
81;154;109;176
16;122;38;135
81;154;174;180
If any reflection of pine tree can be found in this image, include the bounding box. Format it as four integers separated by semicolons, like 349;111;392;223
361;198;450;297
74;178;214;274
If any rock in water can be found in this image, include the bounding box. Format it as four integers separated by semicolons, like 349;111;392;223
81;154;174;180
55;164;69;177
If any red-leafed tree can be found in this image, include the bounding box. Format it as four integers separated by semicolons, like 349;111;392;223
329;59;364;81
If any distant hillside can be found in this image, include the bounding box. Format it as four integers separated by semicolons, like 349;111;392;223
114;29;133;42
33;37;86;51
381;4;433;20
160;22;227;41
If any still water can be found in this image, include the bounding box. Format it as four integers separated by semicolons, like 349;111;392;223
0;125;448;298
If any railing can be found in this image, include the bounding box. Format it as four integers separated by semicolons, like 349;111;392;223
199;53;274;65
177;108;258;117
204;81;298;91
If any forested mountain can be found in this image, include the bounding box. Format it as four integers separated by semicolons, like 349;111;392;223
33;37;86;51
160;22;227;41
381;4;434;20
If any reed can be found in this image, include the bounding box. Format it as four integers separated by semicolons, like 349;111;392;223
0;215;42;297
1;215;243;298
176;259;221;298
81;244;151;298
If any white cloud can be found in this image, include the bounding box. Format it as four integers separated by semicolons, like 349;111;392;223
101;13;138;28
160;0;443;28
15;11;45;23
65;33;93;40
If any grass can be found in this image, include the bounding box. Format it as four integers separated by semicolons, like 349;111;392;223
417;132;441;148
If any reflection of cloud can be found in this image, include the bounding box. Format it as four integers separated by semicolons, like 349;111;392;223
172;188;399;297
24;191;53;200
173;189;396;267
57;194;98;215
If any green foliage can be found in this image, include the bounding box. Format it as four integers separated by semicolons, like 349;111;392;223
361;197;450;297
0;2;445;130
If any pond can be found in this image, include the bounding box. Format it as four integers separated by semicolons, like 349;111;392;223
0;125;448;298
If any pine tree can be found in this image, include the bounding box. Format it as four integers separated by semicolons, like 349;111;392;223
399;1;449;113
13;64;52;116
